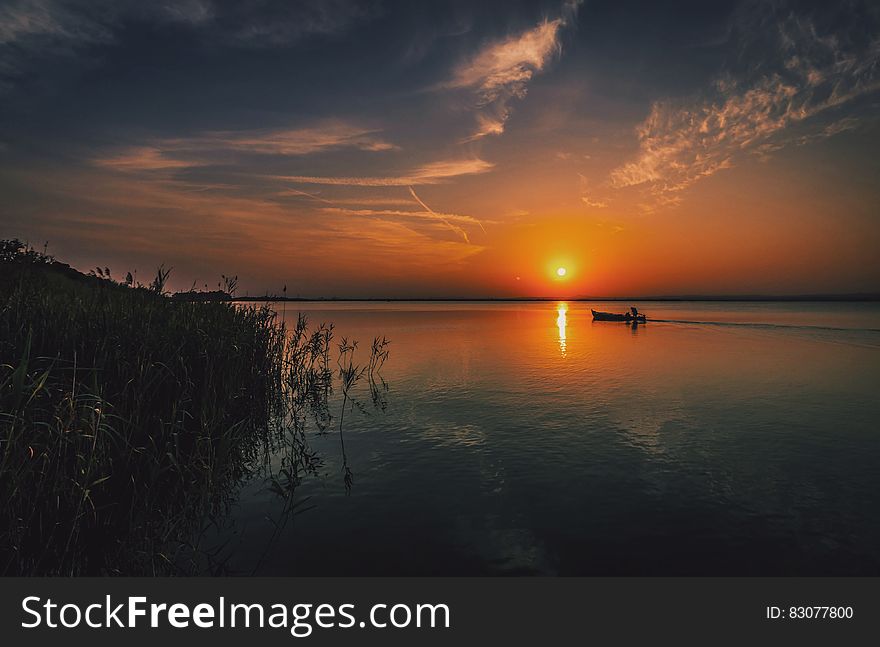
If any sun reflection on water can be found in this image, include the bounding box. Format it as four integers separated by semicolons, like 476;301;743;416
556;302;568;356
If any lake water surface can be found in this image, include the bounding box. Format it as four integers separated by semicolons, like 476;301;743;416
221;301;880;575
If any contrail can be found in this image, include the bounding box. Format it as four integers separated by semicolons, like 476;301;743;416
408;186;484;243
283;187;334;204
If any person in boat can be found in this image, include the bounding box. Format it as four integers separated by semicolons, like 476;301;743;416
631;306;639;318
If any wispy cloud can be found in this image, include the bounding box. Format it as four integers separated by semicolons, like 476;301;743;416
14;159;484;287
0;0;367;85
94;146;204;172
276;184;486;244
216;0;369;47
0;0;364;47
610;5;880;199
319;197;419;207
581;196;608;208
279;158;494;186
94;122;396;172
447;0;582;141
320;204;483;246
185;123;397;156
321;206;482;227
578;173;608;209
0;1;109;47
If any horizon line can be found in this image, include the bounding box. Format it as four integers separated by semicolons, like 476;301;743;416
232;293;880;303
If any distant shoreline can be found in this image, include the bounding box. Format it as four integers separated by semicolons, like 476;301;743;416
234;294;880;303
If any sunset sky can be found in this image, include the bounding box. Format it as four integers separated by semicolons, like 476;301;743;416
1;0;878;297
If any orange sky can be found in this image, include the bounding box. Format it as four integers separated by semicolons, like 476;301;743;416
1;0;878;297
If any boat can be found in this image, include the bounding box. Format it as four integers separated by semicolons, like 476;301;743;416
591;308;647;323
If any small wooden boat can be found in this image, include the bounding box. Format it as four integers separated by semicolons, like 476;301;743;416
592;308;647;323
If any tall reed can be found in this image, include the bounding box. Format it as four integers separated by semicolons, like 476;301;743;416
1;241;389;574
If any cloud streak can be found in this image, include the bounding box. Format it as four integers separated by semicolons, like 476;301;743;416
94;122;396;171
184;123;397;156
279;158;494;186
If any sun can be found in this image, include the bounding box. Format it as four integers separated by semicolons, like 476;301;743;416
556;267;567;277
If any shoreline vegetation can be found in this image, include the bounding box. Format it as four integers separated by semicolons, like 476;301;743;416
0;240;388;575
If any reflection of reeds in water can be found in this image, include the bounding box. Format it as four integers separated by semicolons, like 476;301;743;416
333;335;389;493
273;317;389;494
252;319;389;572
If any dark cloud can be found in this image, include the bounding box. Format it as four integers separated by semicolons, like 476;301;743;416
0;0;371;88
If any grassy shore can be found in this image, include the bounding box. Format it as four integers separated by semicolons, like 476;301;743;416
0;242;298;574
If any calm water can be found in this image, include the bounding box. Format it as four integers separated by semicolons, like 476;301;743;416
220;301;880;575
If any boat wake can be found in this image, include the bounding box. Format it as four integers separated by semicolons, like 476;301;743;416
650;318;880;334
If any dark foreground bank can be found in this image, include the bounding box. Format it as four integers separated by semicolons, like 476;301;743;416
0;241;292;575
